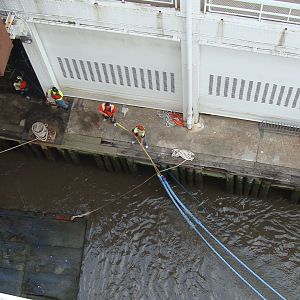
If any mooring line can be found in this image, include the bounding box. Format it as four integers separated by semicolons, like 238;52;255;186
0;138;38;155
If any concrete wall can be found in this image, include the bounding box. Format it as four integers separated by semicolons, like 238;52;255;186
2;0;300;124
199;45;300;124
32;23;182;111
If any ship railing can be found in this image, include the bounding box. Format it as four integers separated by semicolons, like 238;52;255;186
204;0;300;25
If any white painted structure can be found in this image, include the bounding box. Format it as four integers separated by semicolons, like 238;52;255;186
1;0;300;126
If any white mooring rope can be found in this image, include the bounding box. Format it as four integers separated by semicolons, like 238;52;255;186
172;149;194;161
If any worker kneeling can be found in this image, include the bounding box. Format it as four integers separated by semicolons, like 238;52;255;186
98;102;117;124
132;124;148;149
46;86;69;110
13;76;30;99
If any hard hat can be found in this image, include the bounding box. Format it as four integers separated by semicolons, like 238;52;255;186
137;125;145;131
16;76;22;80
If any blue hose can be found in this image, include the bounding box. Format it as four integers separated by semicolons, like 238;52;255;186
158;175;286;300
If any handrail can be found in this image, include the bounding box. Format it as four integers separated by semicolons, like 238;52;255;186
204;0;300;25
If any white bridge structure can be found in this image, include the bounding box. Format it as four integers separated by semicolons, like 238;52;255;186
1;0;300;127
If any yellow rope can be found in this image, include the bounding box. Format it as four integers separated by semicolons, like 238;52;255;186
116;122;161;175
70;159;187;220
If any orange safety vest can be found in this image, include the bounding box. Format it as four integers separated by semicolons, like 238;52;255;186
100;103;116;117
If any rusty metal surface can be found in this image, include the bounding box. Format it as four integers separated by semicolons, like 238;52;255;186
0;19;13;76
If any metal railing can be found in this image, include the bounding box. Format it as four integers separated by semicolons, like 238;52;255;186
122;0;180;8
204;0;300;25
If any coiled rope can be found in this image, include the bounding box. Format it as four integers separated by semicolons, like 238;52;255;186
157;111;184;127
32;122;48;141
0;122;49;155
172;148;194;161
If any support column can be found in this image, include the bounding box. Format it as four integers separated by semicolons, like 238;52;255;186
22;23;59;93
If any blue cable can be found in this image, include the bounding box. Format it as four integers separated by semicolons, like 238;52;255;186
159;175;287;300
158;175;267;300
162;177;287;300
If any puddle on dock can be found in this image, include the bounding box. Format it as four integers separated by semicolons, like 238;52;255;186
0;151;299;299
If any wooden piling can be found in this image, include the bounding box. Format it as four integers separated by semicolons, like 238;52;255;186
29;144;44;159
20;143;34;156
0;139;11;150
186;168;194;186
93;154;105;169
57;148;72;163
226;174;234;194
250;178;262;198
110;156;123;173
41;145;56;161
244;177;254;196
259;180;271;199
236;175;244;196
290;188;300;204
119;157;130;173
178;167;186;184
127;159;138;174
68;150;80;165
170;166;180;180
194;169;204;189
102;155;114;172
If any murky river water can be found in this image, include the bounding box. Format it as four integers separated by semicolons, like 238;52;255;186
0;151;299;299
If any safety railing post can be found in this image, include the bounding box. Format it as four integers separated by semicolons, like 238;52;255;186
258;3;263;22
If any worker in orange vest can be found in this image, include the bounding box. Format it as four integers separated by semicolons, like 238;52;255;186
98;102;117;124
132;124;148;149
13;76;30;99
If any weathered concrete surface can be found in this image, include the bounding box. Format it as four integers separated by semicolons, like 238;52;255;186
63;97;300;185
0;210;86;300
0;87;300;185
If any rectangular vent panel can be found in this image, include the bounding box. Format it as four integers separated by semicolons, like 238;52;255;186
56;58;176;93
208;74;299;109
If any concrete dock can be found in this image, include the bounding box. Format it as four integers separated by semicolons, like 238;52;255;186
0;87;300;202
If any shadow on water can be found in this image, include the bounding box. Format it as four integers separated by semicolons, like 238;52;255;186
0;151;299;299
